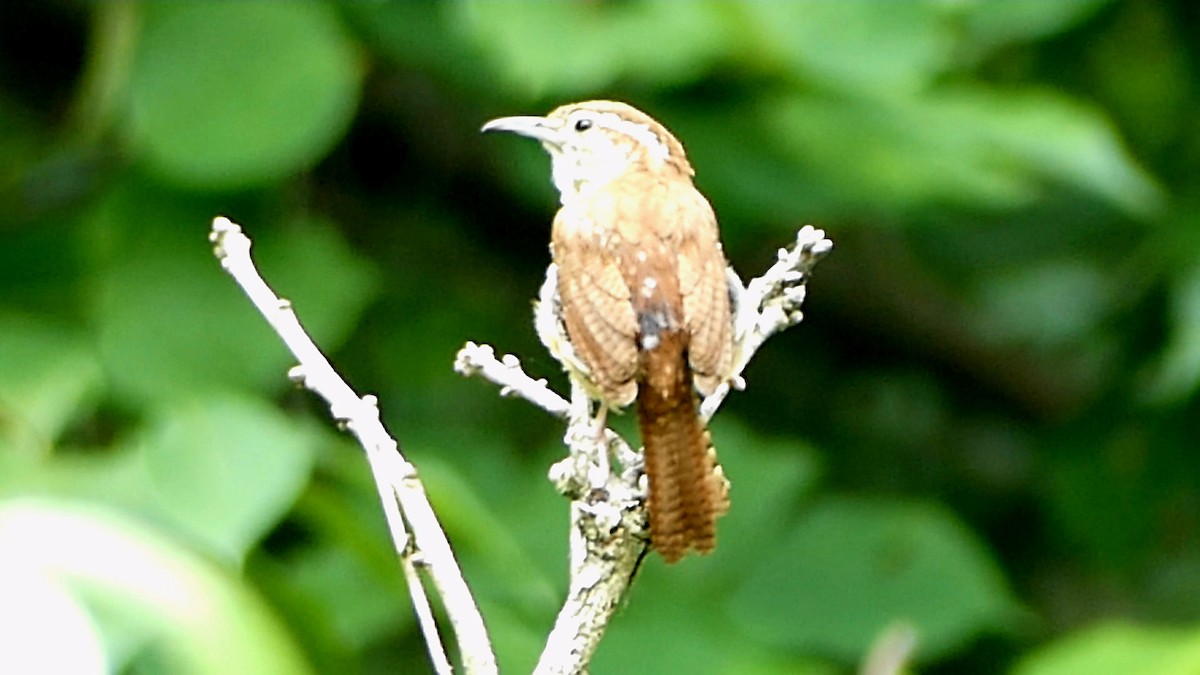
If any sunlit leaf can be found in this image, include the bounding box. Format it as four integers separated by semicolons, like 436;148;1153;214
937;87;1164;218
760;86;1163;216
0;561;106;674
739;1;953;93
0;499;311;673
1012;621;1200;675
136;395;319;562
457;0;730;97
128;3;360;189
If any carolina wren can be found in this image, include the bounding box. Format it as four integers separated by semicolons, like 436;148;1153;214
483;101;734;563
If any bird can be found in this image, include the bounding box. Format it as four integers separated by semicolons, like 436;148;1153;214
483;100;734;563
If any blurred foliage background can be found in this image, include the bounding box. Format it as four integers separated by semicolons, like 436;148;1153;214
2;1;1199;673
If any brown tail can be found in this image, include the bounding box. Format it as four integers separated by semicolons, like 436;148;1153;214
637;331;727;563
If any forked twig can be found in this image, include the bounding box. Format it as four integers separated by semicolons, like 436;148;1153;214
210;216;498;675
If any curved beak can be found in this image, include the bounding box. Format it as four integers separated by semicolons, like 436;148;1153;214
481;115;564;147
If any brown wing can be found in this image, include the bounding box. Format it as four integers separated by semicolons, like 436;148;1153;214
671;183;733;396
551;177;732;403
551;200;639;407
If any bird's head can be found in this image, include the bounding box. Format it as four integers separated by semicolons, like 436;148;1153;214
483;100;693;203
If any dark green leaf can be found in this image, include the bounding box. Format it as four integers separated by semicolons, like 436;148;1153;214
729;496;1019;661
87;184;378;405
974;260;1117;347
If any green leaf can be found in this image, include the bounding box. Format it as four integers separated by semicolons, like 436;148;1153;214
415;444;560;618
707;421;823;571
249;440;418;666
87;184;379;405
1139;265;1200;405
135;395;319;562
932;87;1164;218
961;0;1112;55
128;3;361;189
1012;622;1200;675
281;544;409;651
596;584;838;675
457;0;731;97
590;424;824;674
0;316;102;453
729;496;1019;662
257;215;383;356
974;260;1117;348
760;87;1163;216
344;2;488;92
1042;443;1154;568
1087;2;1193;151
0;499;312;674
739;1;953;93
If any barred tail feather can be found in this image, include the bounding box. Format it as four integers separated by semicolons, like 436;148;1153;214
637;331;722;563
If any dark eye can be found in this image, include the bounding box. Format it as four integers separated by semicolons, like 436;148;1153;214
574;118;593;132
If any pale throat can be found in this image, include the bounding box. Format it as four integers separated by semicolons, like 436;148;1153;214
547;145;637;205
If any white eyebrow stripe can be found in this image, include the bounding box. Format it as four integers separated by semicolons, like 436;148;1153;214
595;112;670;162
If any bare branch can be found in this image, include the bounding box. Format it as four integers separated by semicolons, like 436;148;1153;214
210;217;498;675
535;456;647;675
454;342;570;418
